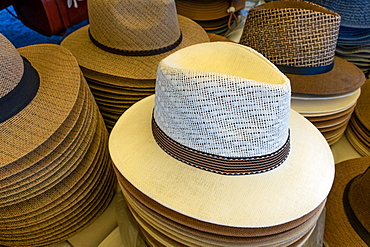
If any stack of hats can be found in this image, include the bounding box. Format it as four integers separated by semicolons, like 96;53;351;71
323;156;370;247
306;0;370;76
346;79;370;156
239;0;366;145
61;0;210;131
0;34;116;246
175;0;246;36
109;42;335;246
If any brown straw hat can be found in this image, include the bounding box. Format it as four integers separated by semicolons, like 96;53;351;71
61;0;210;80
0;34;116;246
324;157;370;247
239;0;366;95
175;0;246;21
0;34;81;176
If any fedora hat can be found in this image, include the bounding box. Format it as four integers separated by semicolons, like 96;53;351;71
61;0;210;80
239;0;366;95
0;33;116;246
324;157;370;246
109;42;334;228
306;0;370;28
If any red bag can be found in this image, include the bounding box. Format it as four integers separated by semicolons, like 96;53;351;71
11;0;88;36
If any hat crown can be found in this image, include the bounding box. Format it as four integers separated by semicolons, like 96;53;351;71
154;42;291;159
240;1;340;68
0;34;24;98
88;0;181;52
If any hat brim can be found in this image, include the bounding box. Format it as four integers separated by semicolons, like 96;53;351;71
288;57;366;95
61;15;210;80
109;95;335;227
0;45;81;173
324;157;370;246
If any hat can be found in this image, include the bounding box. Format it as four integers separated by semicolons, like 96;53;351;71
306;0;370;28
109;42;335;228
346;79;370;156
61;0;210;80
0;34;116;246
239;0;366;95
324;157;370;246
175;0;246;21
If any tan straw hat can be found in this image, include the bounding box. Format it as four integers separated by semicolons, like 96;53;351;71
61;0;210;80
324;157;370;247
109;42;335;228
0;34;116;246
239;0;366;95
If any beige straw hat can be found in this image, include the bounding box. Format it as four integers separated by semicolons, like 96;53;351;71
109;42;334;228
324;157;370;247
239;0;366;95
61;0;209;80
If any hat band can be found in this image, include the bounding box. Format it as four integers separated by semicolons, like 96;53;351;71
88;28;183;56
276;62;334;75
343;174;370;245
0;57;40;123
152;118;290;175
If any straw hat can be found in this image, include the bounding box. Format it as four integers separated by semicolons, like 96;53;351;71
306;0;370;28
109;42;334;228
239;0;366;95
61;0;210;80
0;34;81;172
175;0;246;21
0;33;116;246
324;157;370;246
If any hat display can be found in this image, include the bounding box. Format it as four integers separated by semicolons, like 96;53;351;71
346;79;370;156
175;0;246;35
0;34;116;246
324;157;370;247
61;0;210;130
239;0;365;96
109;42;335;245
239;0;366;145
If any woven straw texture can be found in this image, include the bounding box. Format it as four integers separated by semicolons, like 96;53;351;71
61;0;209;80
0;37;116;246
1;43;80;170
175;0;246;21
109;42;334;227
240;1;340;68
0;34;23;98
306;0;370;28
154;43;290;157
324;157;370;247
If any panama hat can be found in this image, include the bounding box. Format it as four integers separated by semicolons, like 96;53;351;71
109;42;334;230
61;0;209;80
324;157;370;247
306;0;370;28
239;0;366;95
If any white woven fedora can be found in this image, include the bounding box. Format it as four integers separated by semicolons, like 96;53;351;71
109;42;335;227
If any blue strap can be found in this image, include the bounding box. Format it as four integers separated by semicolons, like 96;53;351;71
0;57;40;123
277;62;334;75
